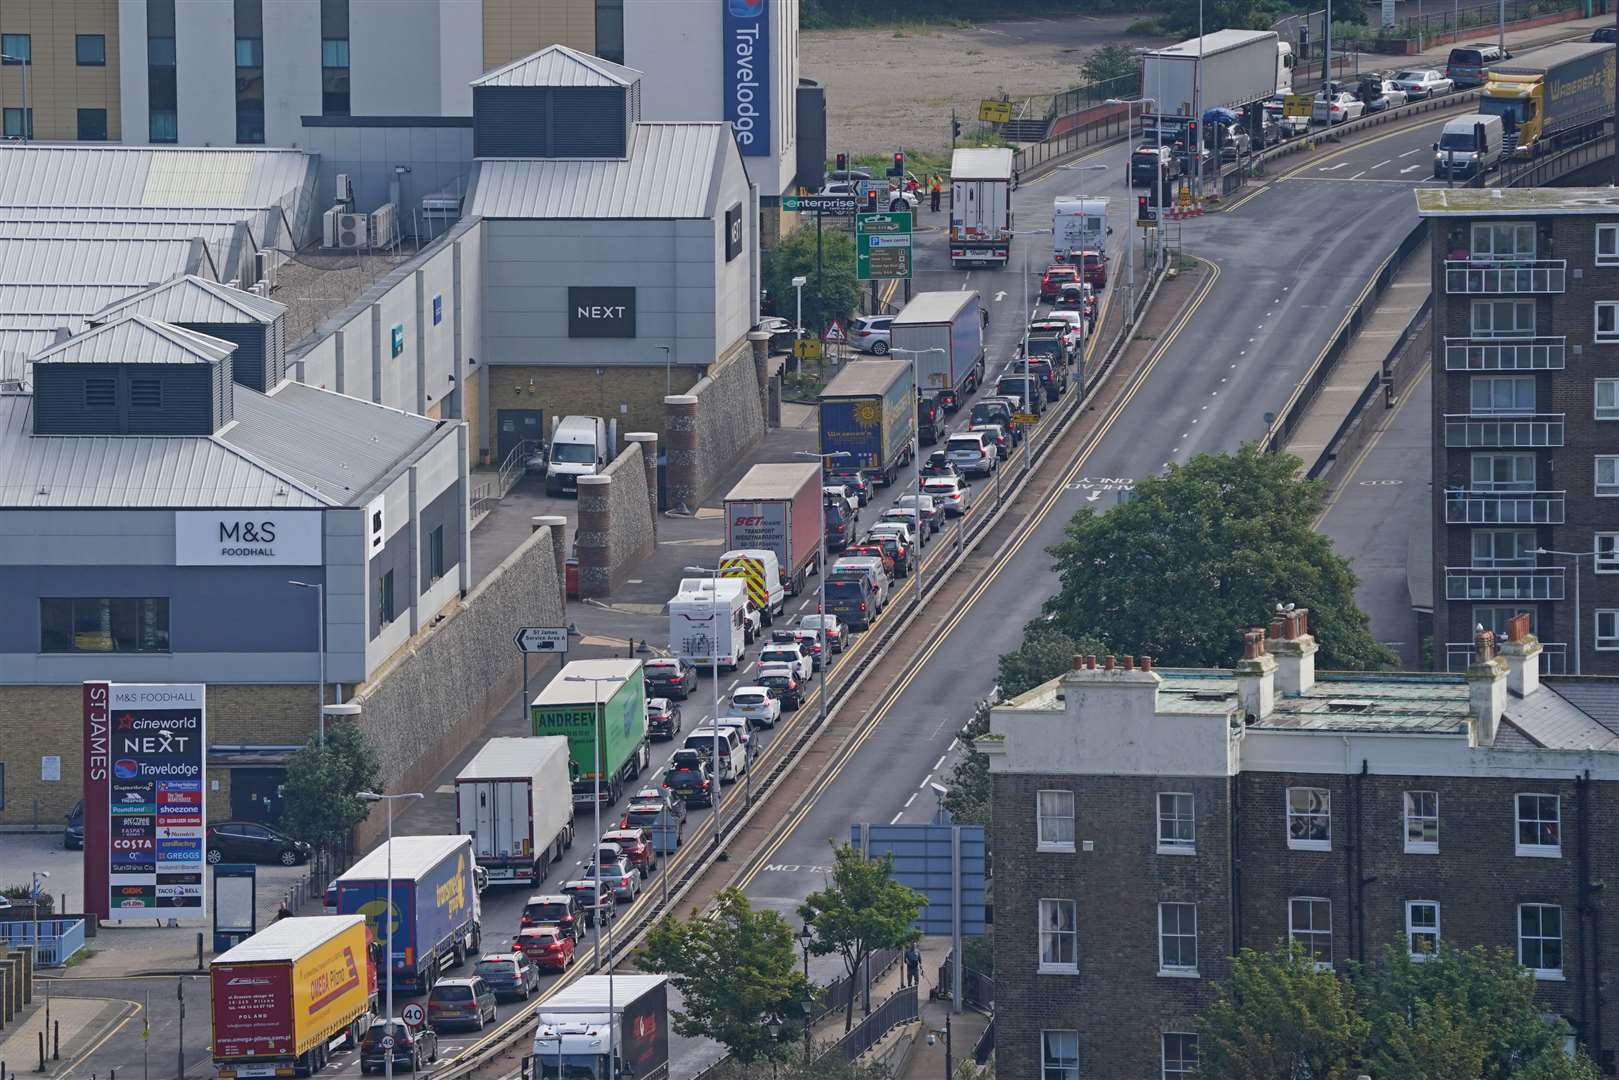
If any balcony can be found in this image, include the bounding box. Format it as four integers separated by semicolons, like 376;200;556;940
1444;413;1564;448
1444;566;1566;601
1448;640;1568;673
1444;489;1565;524
1444;259;1566;294
1443;337;1566;372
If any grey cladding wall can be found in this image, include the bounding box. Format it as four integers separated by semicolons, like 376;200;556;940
418;484;462;590
369;522;413;640
32;361;230;436
186;322;267;391
472;86;627;157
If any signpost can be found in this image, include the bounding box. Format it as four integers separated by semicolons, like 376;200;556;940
793;338;822;362
1283;93;1314;119
514;627;569;718
400;1003;426;1030
978;98;1012;124
855;211;913;281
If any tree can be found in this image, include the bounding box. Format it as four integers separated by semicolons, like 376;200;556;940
761;226;862;339
1042;447;1396;671
997;621;1107;700
279;723;380;853
640;889;810;1065
799;844;927;1032
941;699;992;829
1198;944;1367;1080
1079;45;1139;86
702;1056;893;1080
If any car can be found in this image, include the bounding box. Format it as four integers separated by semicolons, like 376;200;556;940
880;507;927;545
860;531;912;577
1446;42;1508;87
758;641;813;682
63;800;84;850
921;475;972;516
843;542;896;580
824;467;872;506
630;785;688;822
559;878;617;926
643;656;697;700
602;827;657;876
1213;123;1251;161
971;400;1022;443
360;1020;437;1074
731;686;783;728
1360;78;1408;113
1023;356;1067;397
1264;96;1310;138
771;627;826;669
1313;91;1365;125
515;926;576;972
817;180;916;213
1028;319;1081;358
757;671;803;711
521;893;585;941
1039;264;1080;303
1390;68;1453;99
427;977;498;1032
590;848;641;901
920;450;962;479
647;697;683;740
799;614;846;652
1130;144;1177;187
741;601;763;643
1593;24;1617;42
206;821;311;866
894;494;941;534
621;801;684;847
1074;250;1107;289
663;750;716;806
851;315;894;355
969;422;1012;461
474;952;541;1000
824;485;860;519
946;430;998;479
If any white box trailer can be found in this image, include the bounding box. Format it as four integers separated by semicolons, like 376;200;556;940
455;737;576;886
1142;29;1282;117
669;577;748;672
949;147;1014;268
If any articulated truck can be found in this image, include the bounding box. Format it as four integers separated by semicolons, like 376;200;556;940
532;659;651;806
1481;41;1615;158
818;360;916;488
334;835;481;993
527;975;670;1080
949;148;1014;268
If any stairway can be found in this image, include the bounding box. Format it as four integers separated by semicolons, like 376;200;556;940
1000;117;1052;142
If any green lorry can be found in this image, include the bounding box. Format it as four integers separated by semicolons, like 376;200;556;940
531;659;652;806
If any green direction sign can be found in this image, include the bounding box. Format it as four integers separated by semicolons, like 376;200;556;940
855;211;912;281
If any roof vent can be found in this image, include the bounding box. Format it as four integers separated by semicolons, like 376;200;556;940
1326;699;1375;713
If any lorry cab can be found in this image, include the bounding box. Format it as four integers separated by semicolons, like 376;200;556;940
1433;113;1504;178
545;416;609;496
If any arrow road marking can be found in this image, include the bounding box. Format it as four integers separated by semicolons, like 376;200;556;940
1401;164;1421;174
1085;490;1102;502
994;290;1007;302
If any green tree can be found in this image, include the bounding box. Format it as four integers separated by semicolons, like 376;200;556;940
1041;447;1395;671
1079;45;1139;86
279;723;380;853
1198;944;1367;1080
640;889;810;1065
997;620;1108;700
941;700;992;829
799;844;927;1033
762;226;862;339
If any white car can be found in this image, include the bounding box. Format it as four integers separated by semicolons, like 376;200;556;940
921;475;973;516
1313;91;1364;124
850;315;893;355
757;642;812;683
742;601;763;644
1390;69;1453;99
730;687;782;728
818;180;917;213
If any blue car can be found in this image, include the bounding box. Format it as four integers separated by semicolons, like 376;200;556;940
63;800;83;850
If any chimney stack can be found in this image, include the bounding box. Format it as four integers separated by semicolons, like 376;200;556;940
1498;612;1543;699
1235;629;1276;720
1466;626;1507;746
1123;655;1136;671
1266;606;1319;697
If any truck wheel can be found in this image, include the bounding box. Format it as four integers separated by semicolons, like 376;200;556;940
470;925;481;953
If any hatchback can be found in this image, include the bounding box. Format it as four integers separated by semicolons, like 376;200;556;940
601;827;657;875
860;532;911;577
969;423;1011;461
426;978;497;1032
559;879;617;926
516;926;577;972
520;893;584;941
63;800;84;850
946;432;997;478
824;467;872;505
880;507;927;545
921;476;972;516
851;316;894;355
799;614;846;651
970;401;1021;443
1040;264;1080;302
360;1021;437;1074
646;697;682;740
473;953;540;1001
643;657;696;700
758;671;803;710
206;821;311;866
662;761;715;806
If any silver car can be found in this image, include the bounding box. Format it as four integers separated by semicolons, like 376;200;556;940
1390;68;1453;99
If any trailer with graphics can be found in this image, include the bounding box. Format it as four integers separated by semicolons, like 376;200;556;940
531;659;651;806
723;462;823;596
334;835;481;994
211;915;378;1079
1482;42;1615;157
818;359;916;488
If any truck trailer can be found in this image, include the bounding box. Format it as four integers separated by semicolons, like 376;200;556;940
723;462;823;596
1141;29;1285;117
818;360;916;488
531;659;650;806
1481;41;1615;158
454;737;575;887
212;915;378;1079
890;291;986;409
334;836;481;994
949;148;1015;267
528;975;670;1080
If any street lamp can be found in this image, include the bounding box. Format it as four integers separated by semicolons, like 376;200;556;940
658;345;673;397
885;345;946;608
1536;547;1599;674
288;580;327;743
30;870;48;960
794;449;852;730
1105;96;1156;309
683;565;732;828
797;924;815;1062
791;274;808;340
355;790;424;1080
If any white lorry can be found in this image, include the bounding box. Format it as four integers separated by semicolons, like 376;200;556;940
454;737;576;887
530;975;670;1080
1140;29;1287;117
668;577;748;673
949;147;1015;268
1052;197;1109;261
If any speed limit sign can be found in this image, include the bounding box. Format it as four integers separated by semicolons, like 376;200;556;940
401;1003;426;1029
379;1035;396;1050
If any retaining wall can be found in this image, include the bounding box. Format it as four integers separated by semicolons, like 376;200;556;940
576;443;657;598
666;344;766;511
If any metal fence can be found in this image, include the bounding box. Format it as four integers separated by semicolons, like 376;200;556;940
1012;109;1132;178
816;986;920;1066
1047;72;1142;123
813;947;901;1025
937;951;993;1011
0;918;86;966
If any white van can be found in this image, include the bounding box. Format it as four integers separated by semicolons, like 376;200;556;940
1433;113;1503;179
546;415;610;496
683;727;746;781
946;431;997;478
669;577;748;672
719;549;786;623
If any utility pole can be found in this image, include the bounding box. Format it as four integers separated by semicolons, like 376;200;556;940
176;980;185;1080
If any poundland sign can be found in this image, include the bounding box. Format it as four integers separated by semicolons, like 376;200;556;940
723;0;770;157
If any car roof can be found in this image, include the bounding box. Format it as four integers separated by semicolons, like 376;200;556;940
433;977;479;988
647;696;671;707
478;952;524;962
525;893;569;903
518;925;561;936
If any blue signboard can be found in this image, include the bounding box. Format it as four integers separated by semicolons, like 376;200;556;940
723;0;770;157
391;324;405;357
853;823;987;936
433;295;443;326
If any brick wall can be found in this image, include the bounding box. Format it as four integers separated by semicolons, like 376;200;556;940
575;443;656;597
485;363;704;453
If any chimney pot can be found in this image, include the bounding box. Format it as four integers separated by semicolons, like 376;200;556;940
1141;655;1152;671
1506;612;1530;643
1072;654;1085;671
1474;627;1497;663
1295;608;1309;637
1123;655;1136;671
1104;655;1116;671
1086;654;1097;670
1270;615;1286;640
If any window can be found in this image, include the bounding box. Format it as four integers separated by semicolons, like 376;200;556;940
1162;1034;1198;1079
149;110;177;143
1601;224;1619;265
3;108;32;140
1471;452;1536;491
1598;534;1619;574
1516;793;1560;856
1597;380;1619;421
77;108;108;141
1036;790;1074;850
1471;299;1535;337
1404;790;1439;853
75;34;106;65
1598;303;1619;343
1597;610;1619;650
378;569;396;626
1;33;30;64
1470;376;1536;415
1038;898;1077;972
83;378;114;408
1471;529;1537;568
428;525;445;584
1475;606;1536;638
40;598;170;653
321;38;350;116
1041;1030;1079;1080
1157;792;1195;853
1471;221;1535;259
1518;904;1563;978
1600;456;1619;496
1289;897;1333;968
1158;903;1198;975
1286;787;1330;850
147;36;176;66
595;0;625;65
130;379;162;409
149;0;177;143
1406;900;1440;960
234;37;263;66
235;0;265;144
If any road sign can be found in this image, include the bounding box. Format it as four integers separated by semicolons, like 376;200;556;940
782;193;859;216
855;211;913;281
823;320;845;343
401;1003;426;1030
1283;93;1314;119
1013;412;1038;426
514;626;568;654
978;98;1012;124
794;337;822;361
379;1035;396;1050
853;822;987;936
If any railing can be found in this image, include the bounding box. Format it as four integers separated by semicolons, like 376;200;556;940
1444;259;1566;294
1443;413;1564;448
0;917;86;966
1046;72;1141;123
1443;336;1566;371
816;986;919;1066
1444;565;1566;601
813;948;901;1025
1444;489;1565;525
1448;640;1568;673
1012;108;1131;177
937;951;994;1012
974;1018;995;1065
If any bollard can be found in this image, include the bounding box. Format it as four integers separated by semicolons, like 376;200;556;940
196;932;204;971
36;1031;43;1072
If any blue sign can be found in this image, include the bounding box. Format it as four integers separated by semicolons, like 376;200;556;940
391;324;405;358
433;295;443;326
853;823;988;937
723;0;770;157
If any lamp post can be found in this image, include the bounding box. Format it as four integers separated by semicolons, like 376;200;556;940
1536;547;1598;674
1105;96;1155;304
288;580;327;743
795;449;851;728
30;870;48;961
885;346;945;607
683;565;730;827
797;925;815;1063
355;790;423;1080
658;345;673;397
791;274;808;371
1;51;30;142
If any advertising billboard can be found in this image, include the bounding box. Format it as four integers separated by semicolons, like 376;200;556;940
85;683;207;921
723;0;771;157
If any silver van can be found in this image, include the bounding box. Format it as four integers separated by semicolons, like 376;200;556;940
1433;113;1503;179
683;727;745;781
946;431;997;478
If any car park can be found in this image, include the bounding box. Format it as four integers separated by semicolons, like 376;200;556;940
730;685;783;727
426;978;498;1032
799;613;846;651
824;467;872;506
851;315;894;354
521;893;585;940
474;953;541;1001
1390;68;1453;99
559;879;616;927
895;494;942;534
206;821;311;866
360;1020;437;1074
516;926;577;972
643;656;696;700
662;753;715;806
921;475;972;516
646;697;682;740
1039;264;1080;302
757;670;804;710
758;640;813;681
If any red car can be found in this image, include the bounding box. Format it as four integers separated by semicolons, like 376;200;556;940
1077;250;1108;289
843;543;896;579
516;926;576;972
1040;264;1080;302
601;827;657;876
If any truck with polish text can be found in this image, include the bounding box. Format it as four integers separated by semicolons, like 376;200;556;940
723;462;823;596
531;659;650;806
949;148;1015;267
1481;41;1615;157
334;836;481;994
818;360;916;488
528;975;670;1080
890;291;987;409
455;737;576;887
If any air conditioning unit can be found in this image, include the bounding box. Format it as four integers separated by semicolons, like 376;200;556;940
370;203;397;250
322;206;342;248
335;213;369;249
335;173;354;209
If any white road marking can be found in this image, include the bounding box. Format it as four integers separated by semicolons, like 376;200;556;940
1399;147;1423;157
933;754;948;770
726;680;738;692
994;290;1007;302
1319;161;1347;171
1371;160;1391;169
949;738;959;751
904;792;917;808
890;811;905;824
918;775;933;789
1401;164;1421;174
1349;171;1366;180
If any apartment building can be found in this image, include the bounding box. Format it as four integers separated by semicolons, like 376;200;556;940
0;0;121;140
985;609;1619;1080
1418;187;1619;677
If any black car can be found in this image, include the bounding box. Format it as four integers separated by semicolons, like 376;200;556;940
824;497;855;552
647;697;683;739
970;401;1022;444
758;672;803;711
206;821;311;866
63;800;84;850
662;760;715;807
643;657;696;700
823;577;873;630
824;468;872;506
520;893;585;941
360;1021;437;1075
920;450;963;479
917;395;944;445
558;880;617;928
1593;25;1617;42
933;386;963;413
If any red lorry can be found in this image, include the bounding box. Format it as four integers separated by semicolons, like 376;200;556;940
723;463;823;596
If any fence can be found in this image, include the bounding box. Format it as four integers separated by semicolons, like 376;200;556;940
937;951;994;1011
471;438;538;520
1340;0;1584;53
0;918;86;967
1011;108;1133;178
816;986;920;1066
1046;72;1142;124
814;947;901;1025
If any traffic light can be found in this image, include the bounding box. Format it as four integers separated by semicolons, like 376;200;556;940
867;189;878;211
836;152;846;173
888;150;904;177
1137;195;1149;221
952;116;962;139
1187;120;1199;150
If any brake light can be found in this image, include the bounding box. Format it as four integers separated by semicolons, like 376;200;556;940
859;601;868;611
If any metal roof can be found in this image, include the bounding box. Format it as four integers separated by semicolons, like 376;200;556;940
819;358;909;399
0;283;145;316
471;44;641;88
468;123;728;219
893;291;979;325
725;462;821;502
92;275;285;326
0;237;213;285
0;145;314;211
532;658;643;706
1492;41;1611;75
214;915;364;964
949;148;1014;181
223;380;442;505
30;314;234;366
457;736;571;780
1148;29;1276;58
338;835;472;882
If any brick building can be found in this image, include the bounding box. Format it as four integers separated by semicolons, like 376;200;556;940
1418;187;1619;676
985;609;1619;1080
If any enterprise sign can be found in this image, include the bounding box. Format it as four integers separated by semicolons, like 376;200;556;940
723;0;771;157
174;511;322;566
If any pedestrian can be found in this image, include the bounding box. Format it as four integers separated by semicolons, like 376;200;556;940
904;942;922;987
929;176;942;213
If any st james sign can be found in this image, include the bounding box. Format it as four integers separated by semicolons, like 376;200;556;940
568;287;637;339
